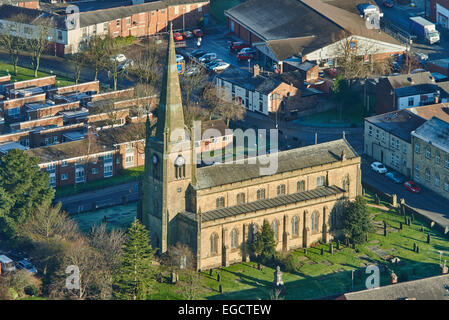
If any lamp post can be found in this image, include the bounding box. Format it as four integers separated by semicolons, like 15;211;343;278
271;93;280;129
248;58;251;72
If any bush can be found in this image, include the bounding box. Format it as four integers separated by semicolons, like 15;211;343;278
25;285;38;296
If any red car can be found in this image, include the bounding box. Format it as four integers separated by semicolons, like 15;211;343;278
193;29;204;37
230;41;250;51
404;180;421;193
174;32;183;41
237;52;254;61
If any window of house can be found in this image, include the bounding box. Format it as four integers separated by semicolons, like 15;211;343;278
391;153;395;166
216;196;225;208
368;126;373;136
391;137;395;148
311;211;319;232
403;144;407;154
116;19;120;26
415;164;420;180
408;97;414;106
415;143;420;154
92;168;98;175
291;216;299;236
445;156;449;169
61;160;68;167
297;180;305;192
61;173;68;181
8;107;20;116
57;31;63;40
230;229;238;249
103;22;108;31
317;176;325;187
257;188;265;200
161;9;165;13
277;184;285;196
104;164;113;177
445;178;449;192
126;17;131;25
396;139;399;150
125;155;134;168
426;146;431;159
198;5;202;12
425;168;430;181
174;6;179;14
381;131;385;143
436;152;441;164
236;192;245;205
435;173;440;187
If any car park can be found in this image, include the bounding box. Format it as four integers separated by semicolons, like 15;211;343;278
212;62;230;72
174;32;184;41
385;171;404;184
371;161;387;174
184;66;201;76
230;41;250;51
238;47;257;55
199;53;217;63
16;259;37;275
183;30;193;39
404;180;421;193
205;59;224;70
193;29;204;37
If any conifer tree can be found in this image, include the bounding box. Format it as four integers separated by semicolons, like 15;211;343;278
114;218;155;300
251;221;276;263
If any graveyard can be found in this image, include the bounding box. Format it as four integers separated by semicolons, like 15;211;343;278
150;192;449;300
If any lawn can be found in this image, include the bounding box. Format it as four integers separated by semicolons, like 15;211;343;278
150;192;449;300
0;62;74;87
210;0;241;23
55;166;144;198
294;107;365;127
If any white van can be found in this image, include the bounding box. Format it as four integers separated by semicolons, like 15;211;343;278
0;255;16;273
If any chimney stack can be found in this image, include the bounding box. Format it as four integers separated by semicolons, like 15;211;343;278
253;64;260;77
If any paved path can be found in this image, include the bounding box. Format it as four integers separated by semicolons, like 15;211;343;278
55;181;139;214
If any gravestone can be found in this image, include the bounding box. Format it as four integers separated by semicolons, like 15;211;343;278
257;263;261;270
337;240;341;250
427;233;431;244
273;266;284;287
209;269;213;276
421;226;424;232
411;213;414;222
170;272;178;284
320;248;324;256
404;215;408;224
400;222;403;230
352;242;356;250
384;229;387;237
304;248;307;255
329;243;333;254
219;285;223;294
407;217;411;226
375;193;380;205
345;238;349;246
217;272;221;282
413;242;416;252
392;194;397;207
416;246;420;254
365;234;369;242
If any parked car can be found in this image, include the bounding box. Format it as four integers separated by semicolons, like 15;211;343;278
176;54;185;63
382;0;394;8
183;30;194;39
371;161;387;174
0;255;16;273
193;29;204;37
16;259;37;275
237;52;254;61
190;49;206;58
205;59;224;70
230;41;250;51
386;171;404;184
404;180;421;193
199;53;217;63
238;47;257;55
324;67;337;77
212;62;230;72
110;54;126;63
184;66;201;76
173;32;183;41
410;68;426;74
118;58;134;71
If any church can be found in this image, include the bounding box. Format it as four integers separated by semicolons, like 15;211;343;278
138;27;362;271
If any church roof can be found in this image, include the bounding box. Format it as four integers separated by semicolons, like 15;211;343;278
199;185;344;222
195;139;358;189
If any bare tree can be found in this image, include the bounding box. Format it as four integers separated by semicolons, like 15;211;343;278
26;17;53;77
129;38;164;87
202;85;246;127
0;14;27;75
180;63;208;105
80;35;109;81
67;52;85;84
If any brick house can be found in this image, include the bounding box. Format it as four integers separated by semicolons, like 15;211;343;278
430;0;449;28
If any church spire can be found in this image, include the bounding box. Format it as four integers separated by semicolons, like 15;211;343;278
155;22;186;142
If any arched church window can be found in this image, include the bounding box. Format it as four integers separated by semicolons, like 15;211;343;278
291;216;299;236
174;155;186;179
297;180;305;192
210;233;218;255
237;192;246;204
257;188;266;200
216;196;225;208
230;229;238;249
277;184;285;196
271;219;279;241
312;211;319;232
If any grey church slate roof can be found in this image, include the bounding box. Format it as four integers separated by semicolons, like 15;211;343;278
200;185;344;222
195;139;358;190
342;274;449;300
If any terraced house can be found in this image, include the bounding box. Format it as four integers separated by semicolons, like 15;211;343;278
139;27;363;271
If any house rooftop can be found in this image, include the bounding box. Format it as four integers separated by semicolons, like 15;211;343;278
408;103;449;123
384;71;435;89
0;141;27;154
365;109;426;143
394;83;439;98
413;117;449;154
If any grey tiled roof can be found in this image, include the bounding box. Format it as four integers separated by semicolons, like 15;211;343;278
343;274;449;300
200;185;344;222
413;117;449;154
394;83;439;98
196;139;358;189
384;72;435;89
365;109;426;143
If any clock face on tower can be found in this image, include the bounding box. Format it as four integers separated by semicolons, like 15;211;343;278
152;154;158;164
174;155;185;167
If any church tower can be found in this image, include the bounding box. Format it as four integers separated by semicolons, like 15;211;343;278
140;24;194;253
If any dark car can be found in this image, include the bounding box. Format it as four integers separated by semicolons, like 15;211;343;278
385;171;404;184
183;30;194;39
190;49;206;58
383;0;394;7
193;29;204;37
230;41;250;51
